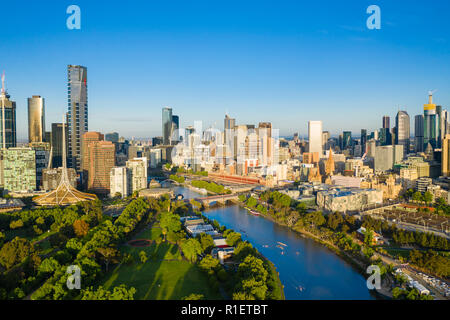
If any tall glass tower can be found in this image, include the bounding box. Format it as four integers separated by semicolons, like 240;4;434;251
162;107;172;145
27;95;45;143
395;110;410;157
423;92;439;150
67;65;88;171
0;73;16;149
414;114;424;153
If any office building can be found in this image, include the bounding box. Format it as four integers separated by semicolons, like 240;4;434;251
162;107;173;145
361;129;367;154
308;121;322;156
342;131;352;150
67;65;88;171
29;142;51;190
423;92;439;150
382;116;390;130
395;110;410;156
42;167;77;191
27;95;45;143
82;132;115;194
414;114;424;153
374;145;404;172
51;122;68;168
0;73;16;149
149;148;162;168
2;148;36;192
105;132;119;143
172;115;179;143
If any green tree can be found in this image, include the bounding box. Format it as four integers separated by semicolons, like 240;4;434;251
160;211;181;241
423;191;433;205
0;237;33;270
180;238;202;263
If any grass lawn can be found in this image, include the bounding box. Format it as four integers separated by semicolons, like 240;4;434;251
101;242;221;300
122;242;181;261
135;226;162;241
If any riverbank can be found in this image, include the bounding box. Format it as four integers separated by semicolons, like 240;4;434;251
236;202;387;299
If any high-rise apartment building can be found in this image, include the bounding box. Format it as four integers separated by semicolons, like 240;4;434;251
0;73;16;149
443;134;450;177
414;114;424;153
395;110;410;156
67;65;88;171
308;121;323;156
126;157;147;193
27;96;45;143
110;166;131;198
162;107;173;145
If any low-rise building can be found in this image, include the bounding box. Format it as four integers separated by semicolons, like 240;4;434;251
317;188;383;213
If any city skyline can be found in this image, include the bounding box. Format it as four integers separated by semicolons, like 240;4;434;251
1;1;450;139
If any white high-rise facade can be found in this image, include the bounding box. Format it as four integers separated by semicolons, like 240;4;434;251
308;121;323;156
110;167;130;198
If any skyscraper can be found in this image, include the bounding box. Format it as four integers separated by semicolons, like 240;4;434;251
442;134;450;177
172;115;179;143
224;114;235;144
67;65;88;171
51;122;68;168
414;114;424;153
0;73;16;149
395;110;410;156
382;116;390;129
342;131;352;150
162;106;173;145
360;129;367;154
82;132;115;194
423;92;439;150
308;121;323;156
28;95;45;143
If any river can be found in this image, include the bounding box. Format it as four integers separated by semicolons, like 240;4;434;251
172;185;376;300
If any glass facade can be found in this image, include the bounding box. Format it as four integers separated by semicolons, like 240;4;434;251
2;148;36;192
0;92;17;149
27;96;45;143
67;65;88;171
162;107;172;145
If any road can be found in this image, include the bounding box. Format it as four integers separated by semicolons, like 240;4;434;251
373;252;448;300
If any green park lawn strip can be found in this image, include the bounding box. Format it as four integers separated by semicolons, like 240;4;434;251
101;243;221;299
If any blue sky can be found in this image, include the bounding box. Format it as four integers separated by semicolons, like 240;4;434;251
1;0;450;139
